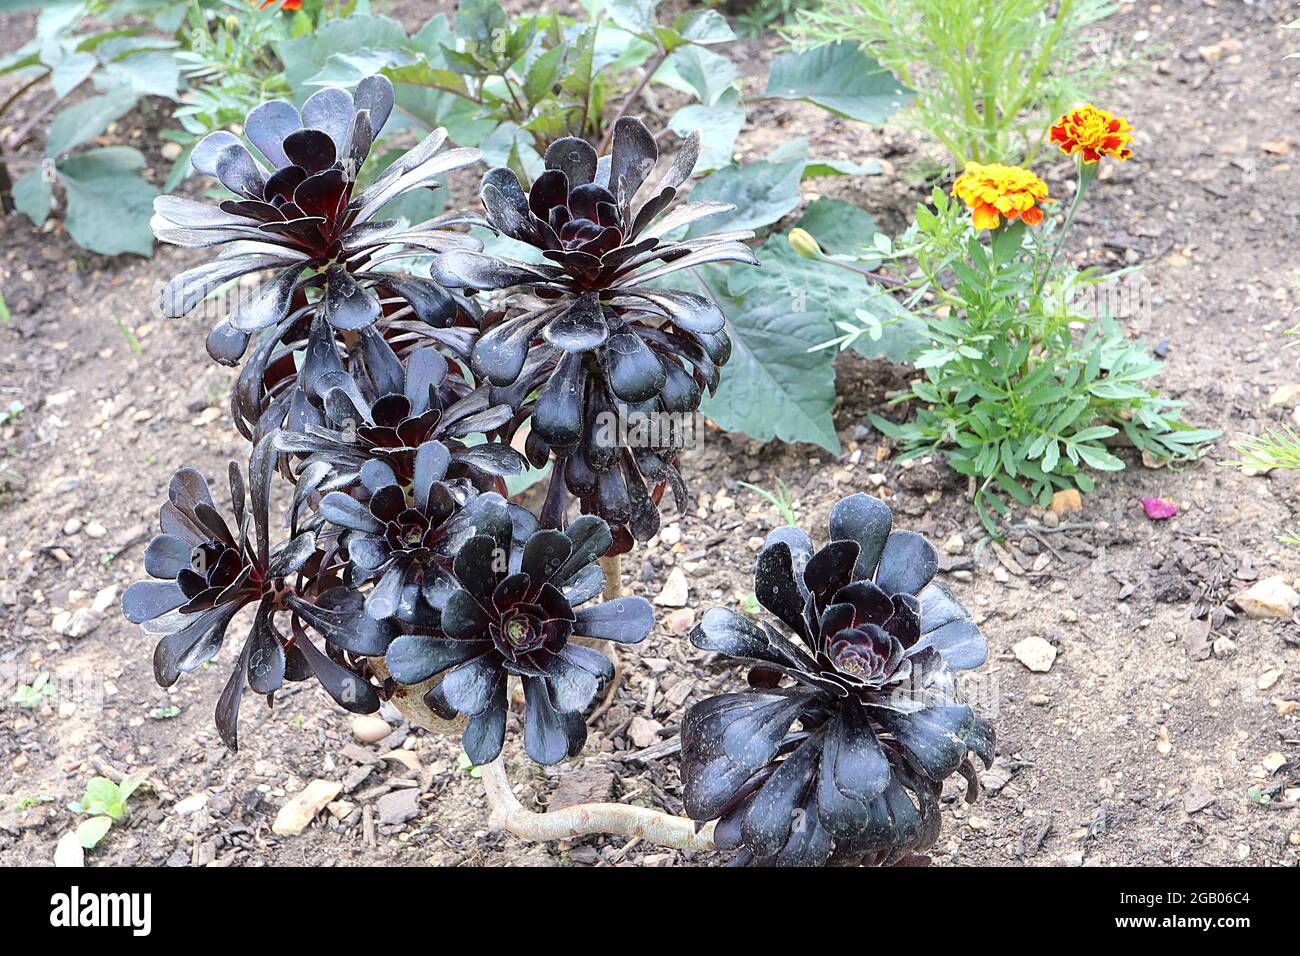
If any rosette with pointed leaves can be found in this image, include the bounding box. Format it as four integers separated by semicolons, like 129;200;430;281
382;507;654;765
152;74;481;366
431;119;755;549
273;344;524;491
122;450;385;751
681;493;994;867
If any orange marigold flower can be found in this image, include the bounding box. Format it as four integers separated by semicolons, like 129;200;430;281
257;0;303;9
1049;105;1134;163
951;163;1051;230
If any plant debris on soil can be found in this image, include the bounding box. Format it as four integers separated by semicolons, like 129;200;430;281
1;1;1299;867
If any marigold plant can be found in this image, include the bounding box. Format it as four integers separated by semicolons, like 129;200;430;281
1050;104;1134;162
952;162;1052;229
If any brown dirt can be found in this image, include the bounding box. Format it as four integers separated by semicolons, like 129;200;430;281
1;0;1298;868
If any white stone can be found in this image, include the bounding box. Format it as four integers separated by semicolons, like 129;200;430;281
174;793;209;816
1013;636;1057;673
654;567;689;607
1234;576;1299;619
943;534;964;555
84;521;107;539
272;779;343;836
350;714;391;744
54;832;84;867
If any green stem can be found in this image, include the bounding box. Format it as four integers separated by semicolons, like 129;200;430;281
1038;156;1096;291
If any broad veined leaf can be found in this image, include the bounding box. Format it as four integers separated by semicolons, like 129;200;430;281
684;150;805;238
668;89;744;172
764;42;912;124
57;146;159;256
45;87;138;157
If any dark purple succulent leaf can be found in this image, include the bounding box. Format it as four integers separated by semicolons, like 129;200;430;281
603;332;666;403
286;590;395;656
432;250;553;291
543;294;608;352
442;587;491;639
319;491;383;533
214;639;249;751
649;128;701;197
536;654;600;713
375;275;457;327
740;731;823;859
438;653;500;715
531;352;585;448
453;535;502;608
292;629;379;713
323;265;381;330
544;136;597;187
555;515;612;581
560;561;604;606
353;74;394;137
570;596;652;644
964;716;995;768
245;99;301;168
385;635;491;685
471;310;554;387
159;252;290;318
875;705;973;781
557;642;615;682
463;678;508;765
754;542;811;638
293;168;347;220
152;603;241;687
874;530;938;596
608;116;657;208
522;676;575;765
690;607;809;671
803;539;859;610
345;108;374;179
266;531;317;579
520;529;572;588
245;600;285;695
123;580;188;624
228;264;306;333
829;493;893;581
191;130;242;178
626;289;725;335
281;127;337;176
143;533;192;579
214;142;267;200
300;85;354;152
480;167;533;240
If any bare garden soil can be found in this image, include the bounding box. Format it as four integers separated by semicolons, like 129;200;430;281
1;0;1298;868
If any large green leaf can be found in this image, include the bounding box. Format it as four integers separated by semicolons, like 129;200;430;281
698;251;841;453
764;43;911;124
684;151;804;238
57;146;158;256
668;89;744;172
276;15;410;99
12;169;52;226
101;50;179;99
45;87;138;157
655;44;736;106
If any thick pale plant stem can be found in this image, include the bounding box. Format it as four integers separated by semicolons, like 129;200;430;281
599;552;623;600
481;755;714;850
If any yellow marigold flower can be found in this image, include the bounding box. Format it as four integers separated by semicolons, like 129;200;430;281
951;163;1051;230
1050;105;1134;163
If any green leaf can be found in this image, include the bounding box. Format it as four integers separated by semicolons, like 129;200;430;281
57;146;158;256
670;9;735;45
45;87;137;156
454;0;508;48
12;168;53;226
101;50;179;99
684;152;805;237
605;0;658;41
764;42;912;124
697;254;842;453
794;197;878;257
524;43;565;104
655;44;736;106
276;15;409;100
667;89;744;171
49;49;96;99
801;157;883;179
75;815;113;849
82;778;120;817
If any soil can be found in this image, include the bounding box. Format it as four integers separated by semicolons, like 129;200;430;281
1;0;1298;868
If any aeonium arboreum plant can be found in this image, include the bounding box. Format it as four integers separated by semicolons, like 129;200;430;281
122;449;385;751
432;118;757;552
382;502;654;766
681;492;993;866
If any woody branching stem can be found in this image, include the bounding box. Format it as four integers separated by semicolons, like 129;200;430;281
480;755;714;850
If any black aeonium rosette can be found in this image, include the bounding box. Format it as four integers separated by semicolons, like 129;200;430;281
431;119;755;549
153;75;482;363
382;506;653;765
122;449;384;750
273;344;524;491
681;493;994;866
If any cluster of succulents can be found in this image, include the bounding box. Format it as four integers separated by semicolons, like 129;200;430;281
125;75;994;866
